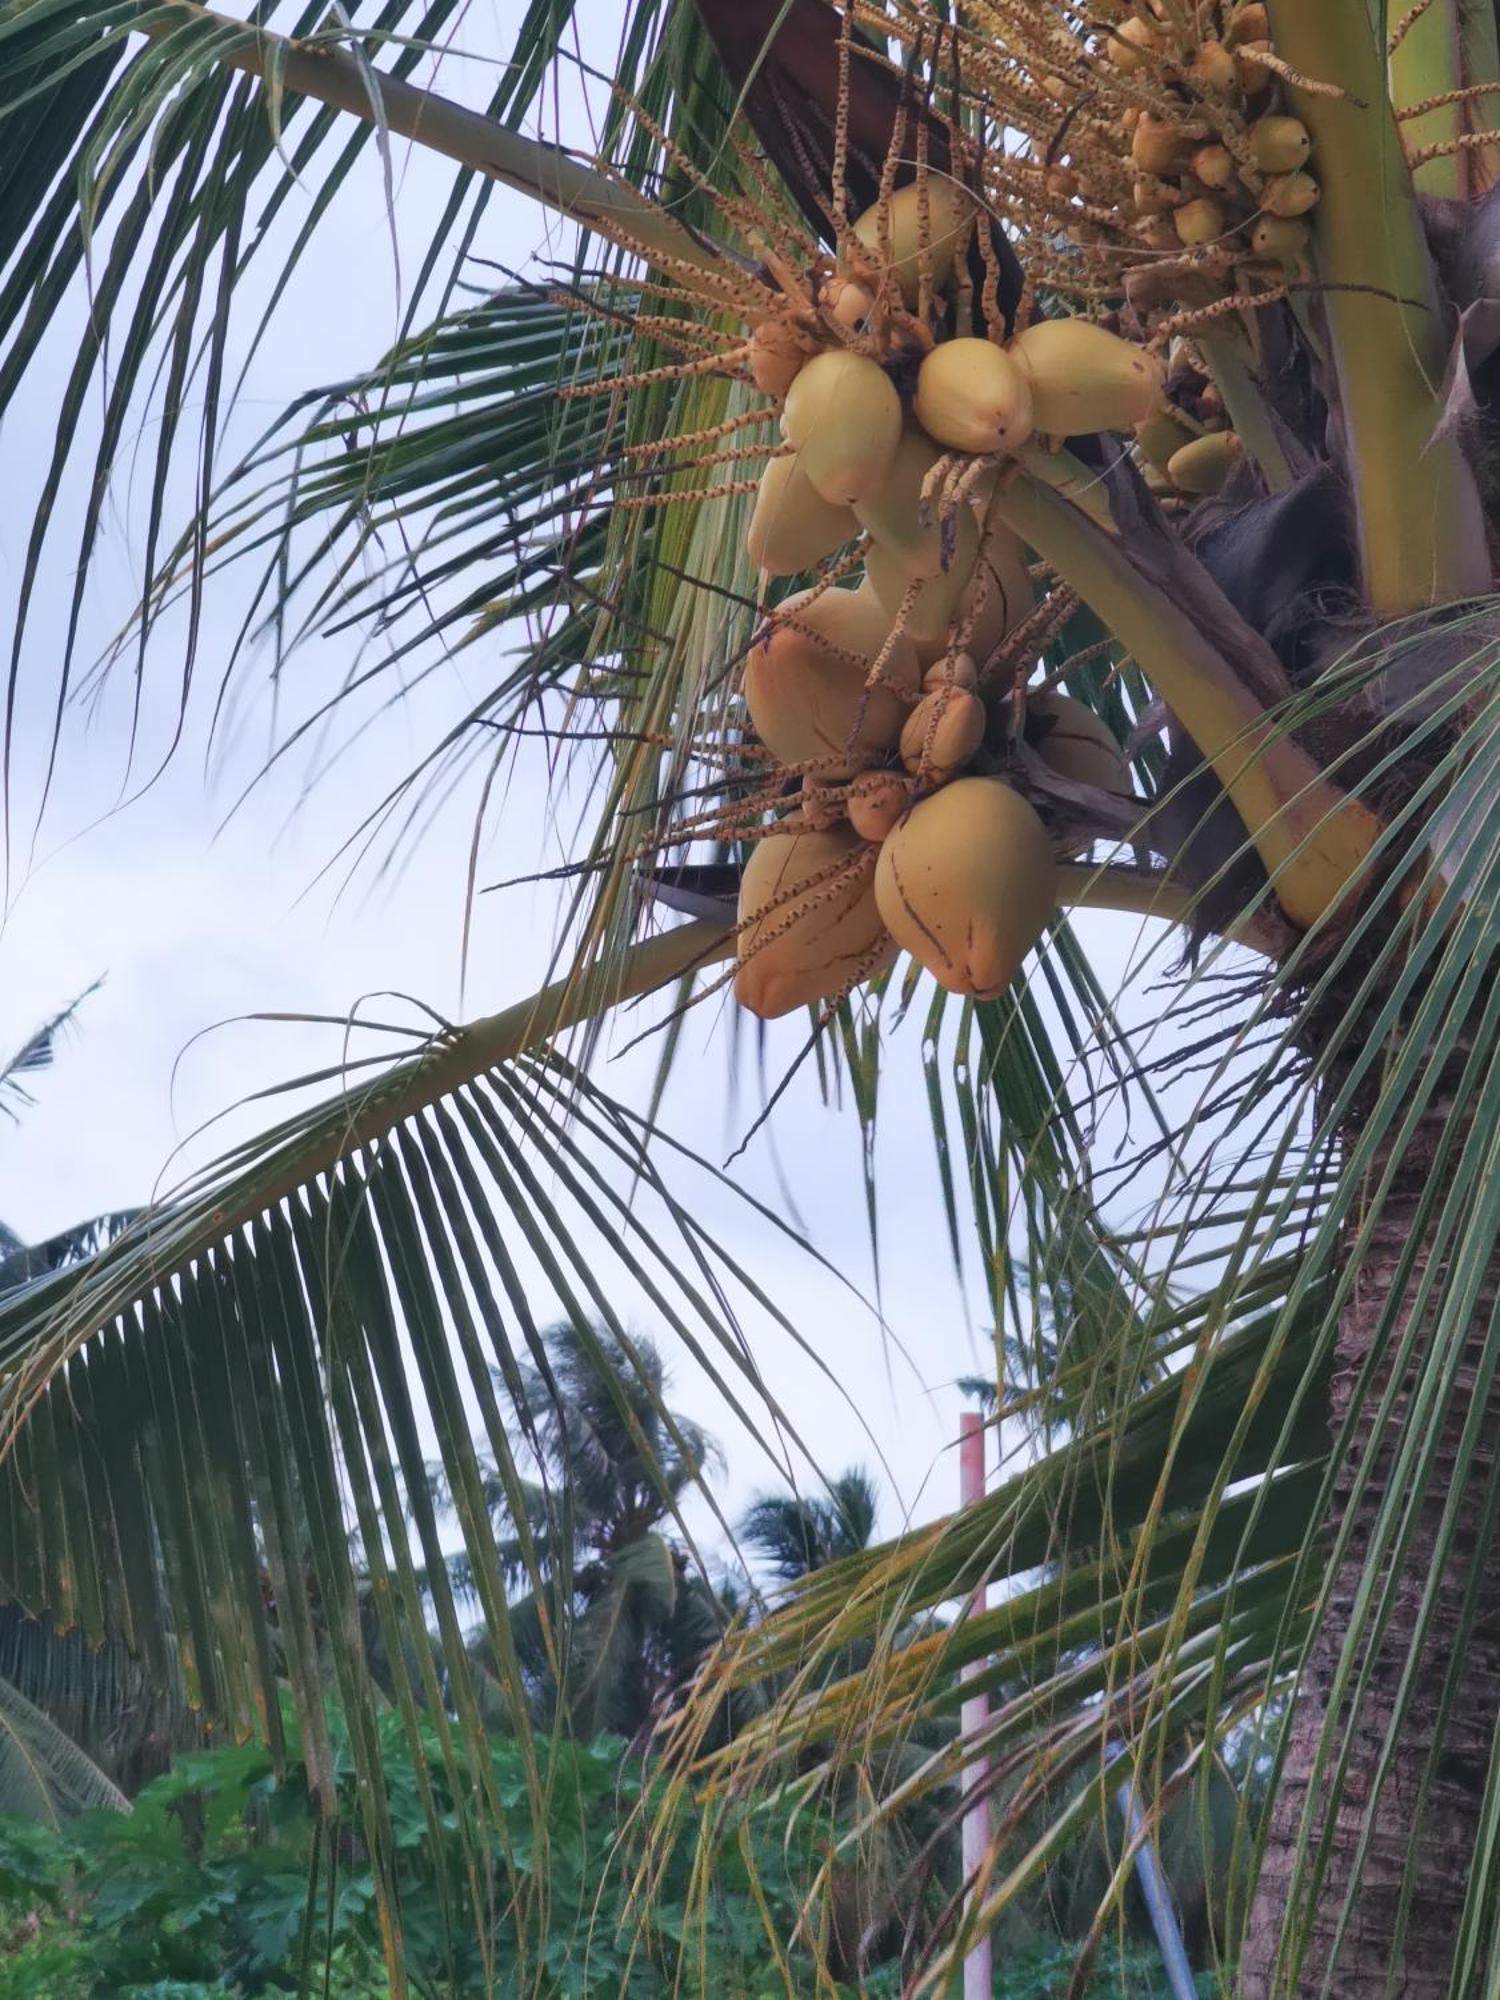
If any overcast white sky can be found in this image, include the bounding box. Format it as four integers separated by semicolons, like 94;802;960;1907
0;1;1213;1559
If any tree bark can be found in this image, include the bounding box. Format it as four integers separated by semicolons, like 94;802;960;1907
1240;1125;1500;1996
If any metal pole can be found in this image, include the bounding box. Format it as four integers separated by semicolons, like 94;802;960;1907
1109;1747;1198;2000
959;1412;992;2000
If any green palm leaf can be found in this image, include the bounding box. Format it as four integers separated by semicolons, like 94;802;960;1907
0;917;893;1985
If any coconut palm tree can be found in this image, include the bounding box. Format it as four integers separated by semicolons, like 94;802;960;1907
739;1466;880;1587
461;1320;728;1739
5;0;1500;1992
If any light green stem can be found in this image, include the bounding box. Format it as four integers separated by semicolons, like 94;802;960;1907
1266;0;1491;614
1390;0;1466;197
1055;865;1278;957
995;470;1381;931
142;2;728;286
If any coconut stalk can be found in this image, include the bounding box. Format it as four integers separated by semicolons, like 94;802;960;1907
993;469;1381;932
1266;0;1491;615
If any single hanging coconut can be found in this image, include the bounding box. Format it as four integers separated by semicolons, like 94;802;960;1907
940;514;1035;670
900;684;987;780
736;827;892;1018
747;456;859;575
1190;143;1235;190
745;585;920;776
1225;2;1268;46
1249;214;1310;262
782;350;903;504
1167;429;1243;492
1105;15;1159;69
850;177;974;307
914;338;1034;456
1134;408;1197;472
846;769;913;842
1261;171;1319;218
749;319;809;399
874;778;1057;998
821;275;876;333
1131;115;1183;175
1247;116;1311;175
1174;197;1224;245
1010;318;1165;437
1187;39;1236;91
1028;691;1128;792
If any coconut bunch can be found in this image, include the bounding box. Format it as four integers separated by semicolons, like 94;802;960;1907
860;0;1322;321
557;13;1323;1022
569;151;1171;1022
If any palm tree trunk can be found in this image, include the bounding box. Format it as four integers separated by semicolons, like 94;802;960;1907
1240;1124;1500;1995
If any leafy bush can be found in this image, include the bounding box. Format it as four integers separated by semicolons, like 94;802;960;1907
0;1711;1226;1996
0;1713;862;1997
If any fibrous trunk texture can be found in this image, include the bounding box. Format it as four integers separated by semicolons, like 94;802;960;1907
1240;1132;1500;1996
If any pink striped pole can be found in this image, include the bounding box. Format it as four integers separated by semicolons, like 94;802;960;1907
959;1412;992;1999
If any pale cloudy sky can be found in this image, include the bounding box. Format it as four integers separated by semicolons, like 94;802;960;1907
0;2;1201;1553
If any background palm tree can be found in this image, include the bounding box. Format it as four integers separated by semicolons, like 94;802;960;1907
5;1;1500;1994
739;1466;880;1586
463;1320;727;1741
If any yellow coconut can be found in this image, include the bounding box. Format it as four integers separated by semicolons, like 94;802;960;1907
745;586;920;776
900;685;987;779
914;337;1034;456
735;828;891;1018
1105;15;1159;69
1235;40;1273;90
852;425;954;579
1247;116;1311;175
952;516;1035;667
1190;143;1235;190
1028;692;1128;792
1261;170;1320;219
748;319;808;399
1131;115;1183;175
1011;318;1165;438
1166;429;1243;493
865;513;980;644
821;276;877;333
782;350;903;504
747;456;858;575
874;778;1057;998
1134;408;1197;472
923;651;978;693
1187;39;1236;91
846;769;913;842
1249;214;1310;262
850;177;974;307
1174;197;1224;245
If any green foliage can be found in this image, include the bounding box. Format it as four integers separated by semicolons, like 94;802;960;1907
0;1713;869;1999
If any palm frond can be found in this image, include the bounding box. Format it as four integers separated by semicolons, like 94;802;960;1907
0;983;101;1120
0;917;883;1980
0;1674;129;1824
